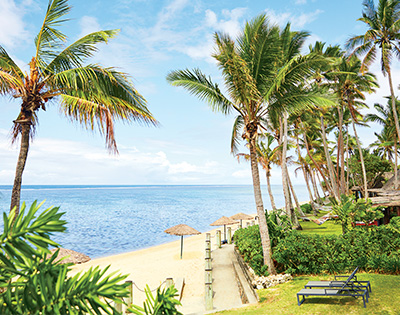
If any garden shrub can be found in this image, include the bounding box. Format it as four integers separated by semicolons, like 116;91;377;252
272;226;400;275
300;203;313;214
235;216;400;275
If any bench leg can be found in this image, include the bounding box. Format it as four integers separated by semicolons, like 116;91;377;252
297;294;305;306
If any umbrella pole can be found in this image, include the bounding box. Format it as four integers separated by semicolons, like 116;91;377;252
240;219;242;228
180;235;183;259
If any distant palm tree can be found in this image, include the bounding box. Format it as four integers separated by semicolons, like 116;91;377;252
366;99;399;187
347;0;400;152
332;56;378;197
0;0;157;214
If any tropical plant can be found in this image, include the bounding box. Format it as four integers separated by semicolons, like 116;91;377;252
167;14;333;273
129;285;183;315
347;0;400;159
0;0;157;215
0;201;130;314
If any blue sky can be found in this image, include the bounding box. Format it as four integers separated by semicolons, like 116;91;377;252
0;0;397;185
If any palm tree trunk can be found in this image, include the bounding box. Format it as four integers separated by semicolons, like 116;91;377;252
249;136;276;275
301;127;334;197
10;123;30;215
387;68;400;175
295;136;316;212
320;114;339;200
266;170;277;211
351;117;368;199
346;128;350;192
281;114;292;218
337;105;346;194
395;138;398;189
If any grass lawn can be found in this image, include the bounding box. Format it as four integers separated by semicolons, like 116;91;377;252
212;273;400;314
299;220;342;236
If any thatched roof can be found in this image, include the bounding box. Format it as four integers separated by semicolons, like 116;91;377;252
49;248;90;264
210;216;238;226
164;224;201;236
230;213;254;220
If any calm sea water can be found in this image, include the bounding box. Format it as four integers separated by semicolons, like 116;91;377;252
0;185;308;258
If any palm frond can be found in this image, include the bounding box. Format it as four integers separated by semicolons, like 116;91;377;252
44;30;120;74
166;68;234;115
35;0;71;66
231;115;244;154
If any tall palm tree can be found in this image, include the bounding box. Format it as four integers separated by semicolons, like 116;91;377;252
347;0;400;155
167;14;332;273
168;15;280;274
332;56;378;198
0;0;157;215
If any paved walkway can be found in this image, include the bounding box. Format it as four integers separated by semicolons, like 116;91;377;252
211;244;243;312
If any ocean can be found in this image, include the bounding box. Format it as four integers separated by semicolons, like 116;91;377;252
0;185;308;258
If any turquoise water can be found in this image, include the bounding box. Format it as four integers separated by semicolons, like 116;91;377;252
0;185;308;258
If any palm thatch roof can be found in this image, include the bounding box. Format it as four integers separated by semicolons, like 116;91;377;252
164;224;201;236
49;248;90;264
210;216;238;226
230;213;254;221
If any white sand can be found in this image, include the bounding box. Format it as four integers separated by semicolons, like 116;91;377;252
70;218;256;313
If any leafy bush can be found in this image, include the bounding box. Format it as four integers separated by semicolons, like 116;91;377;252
129;284;182;315
300;203;313;214
0;201;130;314
272;226;400;275
233;211;291;276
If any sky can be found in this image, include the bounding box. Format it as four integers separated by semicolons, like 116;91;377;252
0;0;398;186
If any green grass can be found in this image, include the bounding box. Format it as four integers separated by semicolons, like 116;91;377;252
299;220;342;235
213;273;400;314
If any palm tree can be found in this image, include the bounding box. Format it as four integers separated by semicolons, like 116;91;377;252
366;99;400;187
0;0;157;215
167;14;333;273
168;14;280;274
332;56;378;198
347;0;400;156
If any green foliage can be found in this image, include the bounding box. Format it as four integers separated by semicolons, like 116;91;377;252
332;194;384;234
129;285;182;315
272;226;400;275
0;201;130;314
348;149;392;189
300;203;313;214
233;211;291;276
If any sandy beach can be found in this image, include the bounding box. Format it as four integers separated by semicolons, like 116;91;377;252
71;226;232;314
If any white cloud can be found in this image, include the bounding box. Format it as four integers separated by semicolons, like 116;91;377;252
78;16;101;38
265;8;323;29
0;0;29;48
0;134;222;184
295;0;307;4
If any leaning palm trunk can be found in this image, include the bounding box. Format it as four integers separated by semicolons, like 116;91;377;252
320;115;339;201
388;69;400;163
351;117;368;199
337;105;346;194
249;137;276;275
266;170;277;211
346;128;350;192
287;170;305;217
281;114;292;217
394;138;398;189
10;124;31;214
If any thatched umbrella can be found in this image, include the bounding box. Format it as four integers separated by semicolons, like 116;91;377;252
164;224;201;259
230;212;254;228
210;216;238;241
48;248;90;264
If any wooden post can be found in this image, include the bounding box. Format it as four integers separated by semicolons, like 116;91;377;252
206;233;211;242
227;227;232;244
166;277;174;288
205;281;213;310
205;258;212;271
205;248;211;259
216;230;221;248
124;281;133;313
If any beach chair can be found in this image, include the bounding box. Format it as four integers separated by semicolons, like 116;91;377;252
304;267;371;294
297;267;369;308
